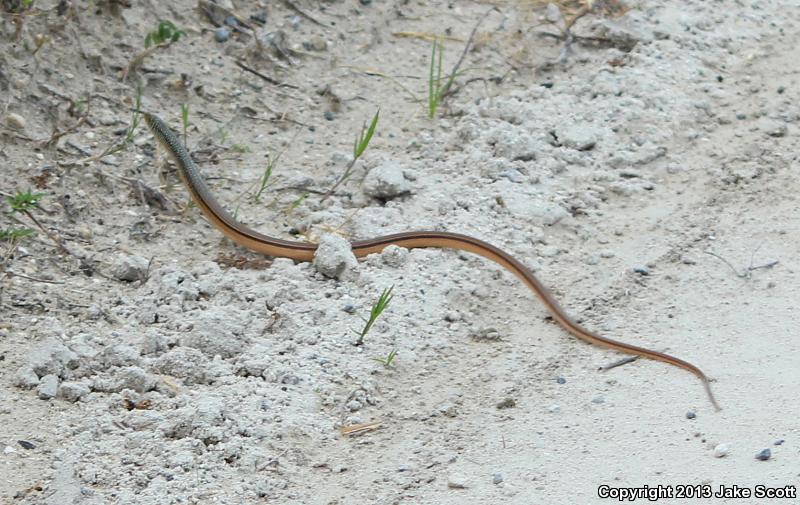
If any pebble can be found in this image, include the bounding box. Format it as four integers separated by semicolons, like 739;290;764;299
557;124;599;151
363;163;412;200
713;443;730;458
381;245;408;267
214;27;230;43
496;398;516;409
755;448;771;461
686;411;696;419
447;473;469;489
308;36;327;51
633;266;650;275
59;381;90;403
13;367;40;390
556;377;566;384
250;12;267;24
591;396;605;404
5;113;26;130
323;111;334;121
547;404;560;413
37;374;59;400
545;2;563;24
760;119;787;138
774;439;784;446
470;328;501;341
312;234;358;279
112;255;149;282
493;473;504;485
223;16;238;27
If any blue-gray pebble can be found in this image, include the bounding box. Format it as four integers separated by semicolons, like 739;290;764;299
214;27;230;43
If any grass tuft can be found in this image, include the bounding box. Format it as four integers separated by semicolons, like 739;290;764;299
353;286;394;346
372;349;398;368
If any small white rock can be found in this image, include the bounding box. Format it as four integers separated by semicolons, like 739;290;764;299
313;234;358;279
447;473;469;489
37;374;59;400
381;245;408;267
13;366;40;390
6;113;26;130
363;163;412;200
557;124;599;151
713;443;730;458
112;255;149;282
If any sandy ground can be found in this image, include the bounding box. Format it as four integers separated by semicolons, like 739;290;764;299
1;0;799;504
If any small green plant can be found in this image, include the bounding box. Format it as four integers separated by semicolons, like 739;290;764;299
322;109;380;200
124;21;185;80
373;349;398;368
230;143;251;153
353;109;379;160
254;154;278;202
7;190;44;213
0;228;34;241
285;191;309;213
5;190;70;256
427;38;459;119
144;21;186;49
353;286;394;346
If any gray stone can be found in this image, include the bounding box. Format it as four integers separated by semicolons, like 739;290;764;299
5;112;26;130
589;11;654;50
112;255;149;282
504;193;569;226
214;27;230;43
14;366;40;389
493;133;541;162
116;366;156;393
153;347;209;384
59;381;90;402
545;3;564;25
557;124;599;151
37;374;59;399
29;339;79;378
313;234;358;279
98;343;141;368
381;245;408;267
363;163;411;199
153;267;200;302
447;473;469;489
760;119;787;138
